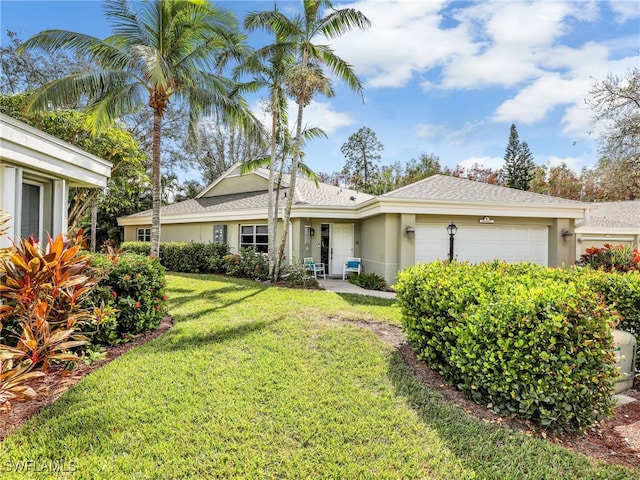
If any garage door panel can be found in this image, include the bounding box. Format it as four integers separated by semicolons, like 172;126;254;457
416;225;548;266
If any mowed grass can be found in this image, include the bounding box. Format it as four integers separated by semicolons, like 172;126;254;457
1;273;637;479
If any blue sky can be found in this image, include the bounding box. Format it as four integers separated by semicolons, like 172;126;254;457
2;0;639;179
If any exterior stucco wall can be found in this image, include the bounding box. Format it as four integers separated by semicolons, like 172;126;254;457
124;219;288;257
360;214;402;283
548;218;576;267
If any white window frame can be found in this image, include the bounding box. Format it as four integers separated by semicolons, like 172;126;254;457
137;227;151;242
20;179;44;242
240;224;268;253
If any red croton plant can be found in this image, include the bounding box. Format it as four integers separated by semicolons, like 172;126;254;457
579;243;640;272
0;219;101;412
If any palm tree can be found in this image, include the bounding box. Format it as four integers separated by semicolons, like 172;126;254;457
244;0;370;279
18;0;262;258
238;11;298;277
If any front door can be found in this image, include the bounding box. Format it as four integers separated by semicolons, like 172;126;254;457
330;223;354;276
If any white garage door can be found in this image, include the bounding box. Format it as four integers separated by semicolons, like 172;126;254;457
415;225;548;266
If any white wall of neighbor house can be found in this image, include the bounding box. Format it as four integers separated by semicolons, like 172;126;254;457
0;162;68;246
1;114;111;247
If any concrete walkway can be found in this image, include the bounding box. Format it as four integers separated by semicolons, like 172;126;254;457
318;278;396;299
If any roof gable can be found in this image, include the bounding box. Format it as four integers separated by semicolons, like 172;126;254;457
197;163;269;198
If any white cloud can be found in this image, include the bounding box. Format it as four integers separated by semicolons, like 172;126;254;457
545;155;583;172
415;123;449;139
330;0;472;88
458;156;504;170
251;99;354;136
608;0;640;22
492;73;580;124
292;102;355;135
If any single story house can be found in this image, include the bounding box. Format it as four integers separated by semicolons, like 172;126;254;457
576;200;640;258
118;163;589;283
0;113;112;247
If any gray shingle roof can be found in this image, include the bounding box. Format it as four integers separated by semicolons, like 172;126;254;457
577;200;640;229
382;174;586;205
123;172;375;219
124;190;272;218
287;174;375;207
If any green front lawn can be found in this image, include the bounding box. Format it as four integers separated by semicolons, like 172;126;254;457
1;273;637;479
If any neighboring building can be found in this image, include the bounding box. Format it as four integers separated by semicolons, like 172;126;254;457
0;113;112;246
118;163;588;283
576;201;640;258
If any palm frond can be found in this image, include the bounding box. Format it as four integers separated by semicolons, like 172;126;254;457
241;155;271;174
23;70;137;114
316;45;363;94
102;0;150;47
319;8;371;39
18;30;130;70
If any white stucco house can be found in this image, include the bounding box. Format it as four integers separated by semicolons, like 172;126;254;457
118;163;590;284
0;113;112;246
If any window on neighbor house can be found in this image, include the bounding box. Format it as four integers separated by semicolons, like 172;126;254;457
240;225;268;253
213;224;227;244
21;181;43;241
137;228;151;242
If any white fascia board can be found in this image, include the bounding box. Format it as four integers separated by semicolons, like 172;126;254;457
289;205;361;219
364;198;588;219
576;227;639;235
118;208;268;226
1;114;112;187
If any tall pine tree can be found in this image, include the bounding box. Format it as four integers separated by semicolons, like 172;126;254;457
503;124;535;190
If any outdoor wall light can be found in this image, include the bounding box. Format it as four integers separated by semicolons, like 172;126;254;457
447;222;457;262
304;225;315;244
405;226;415;238
561;228;574;239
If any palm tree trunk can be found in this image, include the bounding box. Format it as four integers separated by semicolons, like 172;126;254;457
150;107;162;259
273;101;303;279
267;88;278;280
67;188;99;230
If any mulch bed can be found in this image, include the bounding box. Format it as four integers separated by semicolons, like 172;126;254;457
2;315;639;470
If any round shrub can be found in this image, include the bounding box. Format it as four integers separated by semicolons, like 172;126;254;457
394;261;619;433
84;253;167;342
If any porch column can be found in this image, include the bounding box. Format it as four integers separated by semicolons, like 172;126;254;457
52;178;67;237
0;165;18;247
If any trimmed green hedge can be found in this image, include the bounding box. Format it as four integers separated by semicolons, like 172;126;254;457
85;253;167;344
121;241;229;273
394;261;618;433
584;270;640;338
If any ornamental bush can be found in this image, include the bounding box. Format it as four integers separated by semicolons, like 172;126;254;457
394;261;618;433
349;272;387;291
120;241;230;274
85;253;167;342
578;243;640;272
223;248;269;281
